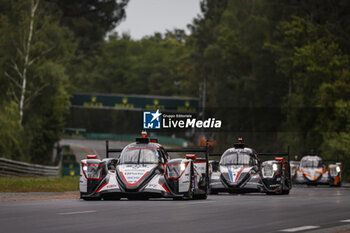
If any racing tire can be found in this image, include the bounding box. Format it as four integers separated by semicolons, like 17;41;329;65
80;192;101;200
329;181;342;187
81;197;101;201
185;192;194;200
209;189;219;195
277;186;283;195
282;189;290;195
281;179;290;195
184;164;195;200
329;183;342;187
127;196;149;200
266;186;283;195
194;193;208;200
103;196;121;200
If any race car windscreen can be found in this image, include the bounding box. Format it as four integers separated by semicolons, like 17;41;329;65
119;149;159;164
220;151;252;165
300;159;322;168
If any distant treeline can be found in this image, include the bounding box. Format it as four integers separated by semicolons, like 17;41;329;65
0;0;349;180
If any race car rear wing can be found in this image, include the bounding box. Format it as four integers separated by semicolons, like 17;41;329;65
208;153;222;157
105;141;209;158
300;151;342;164
258;147;290;181
323;159;342;163
258;147;290;164
105;140;123;158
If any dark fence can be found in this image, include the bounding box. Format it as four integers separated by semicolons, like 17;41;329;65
0;158;60;177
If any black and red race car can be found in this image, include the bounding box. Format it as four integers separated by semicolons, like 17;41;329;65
80;132;210;200
209;138;292;195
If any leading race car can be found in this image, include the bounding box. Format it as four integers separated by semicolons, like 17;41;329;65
80;132;210;200
209;138;291;195
294;154;342;186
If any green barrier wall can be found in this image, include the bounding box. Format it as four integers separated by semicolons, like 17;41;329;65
61;154;80;177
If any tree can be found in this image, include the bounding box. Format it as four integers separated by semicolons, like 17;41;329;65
0;0;75;163
45;0;129;52
5;0;40;124
0;100;24;160
269;14;350;154
71;32;194;97
187;0;287;151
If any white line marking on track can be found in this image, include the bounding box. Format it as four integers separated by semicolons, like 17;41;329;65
280;226;320;232
340;219;350;223
58;210;96;215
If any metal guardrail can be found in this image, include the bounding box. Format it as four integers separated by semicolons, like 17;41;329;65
0;158;60;177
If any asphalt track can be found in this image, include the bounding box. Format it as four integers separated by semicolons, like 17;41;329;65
1;187;350;233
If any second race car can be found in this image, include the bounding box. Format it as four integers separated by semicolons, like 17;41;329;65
209;138;291;195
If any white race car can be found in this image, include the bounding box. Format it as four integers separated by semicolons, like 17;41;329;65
209;138;292;195
80;133;209;200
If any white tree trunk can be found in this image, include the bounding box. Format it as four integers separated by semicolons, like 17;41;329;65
19;0;39;124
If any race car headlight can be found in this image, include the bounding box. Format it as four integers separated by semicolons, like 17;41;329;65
336;166;341;173
220;165;228;173
273;164;278;171
81;163;102;179
262;163;274;178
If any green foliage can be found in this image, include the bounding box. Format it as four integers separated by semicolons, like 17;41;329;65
188;0;350;174
45;0;129;53
269;14;350;155
0;101;23;160
0;176;79;192
0;0;74;164
71;32;194;97
25;61;71;164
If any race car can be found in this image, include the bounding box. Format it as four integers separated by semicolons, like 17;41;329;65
260;155;292;194
294;155;342;186
209;138;291;195
80;132;210;200
290;160;300;180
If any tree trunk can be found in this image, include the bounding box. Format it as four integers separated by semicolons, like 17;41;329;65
19;0;39;124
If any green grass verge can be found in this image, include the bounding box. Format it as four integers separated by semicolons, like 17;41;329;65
0;176;79;193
